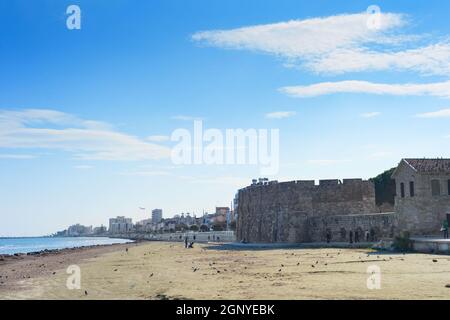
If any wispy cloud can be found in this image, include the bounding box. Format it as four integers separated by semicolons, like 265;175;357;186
147;135;170;142
415;108;450;118
192;12;450;76
0;109;171;161
265;111;296;119
280;80;450;98
361;112;381;118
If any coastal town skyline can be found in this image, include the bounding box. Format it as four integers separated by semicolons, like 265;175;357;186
3;0;450;237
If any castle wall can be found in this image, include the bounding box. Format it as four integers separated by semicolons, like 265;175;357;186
307;213;397;242
237;179;378;243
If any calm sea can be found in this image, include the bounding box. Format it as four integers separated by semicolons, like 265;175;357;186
0;237;134;255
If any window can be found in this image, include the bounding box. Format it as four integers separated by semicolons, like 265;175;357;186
400;183;405;198
431;180;441;196
448;180;450;196
409;181;415;197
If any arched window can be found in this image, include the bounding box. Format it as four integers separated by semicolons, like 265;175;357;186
409;181;415;197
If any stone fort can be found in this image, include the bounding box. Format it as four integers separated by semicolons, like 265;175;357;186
236;159;450;243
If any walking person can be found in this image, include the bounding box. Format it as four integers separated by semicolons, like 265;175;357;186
349;230;353;244
184;236;188;248
442;220;449;239
365;230;370;242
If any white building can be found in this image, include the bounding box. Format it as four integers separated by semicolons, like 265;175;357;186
67;224;93;236
109;216;133;234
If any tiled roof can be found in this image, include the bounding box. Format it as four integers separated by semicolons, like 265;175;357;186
403;158;450;174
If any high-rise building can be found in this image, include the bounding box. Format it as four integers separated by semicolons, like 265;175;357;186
152;209;163;223
109;216;133;234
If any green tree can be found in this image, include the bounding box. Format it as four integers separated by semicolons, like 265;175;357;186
370;168;396;206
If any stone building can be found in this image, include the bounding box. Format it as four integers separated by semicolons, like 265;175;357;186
392;158;450;236
236;178;385;243
236;158;450;244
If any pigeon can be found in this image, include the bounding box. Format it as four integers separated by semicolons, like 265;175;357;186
311;265;315;268
433;259;438;263
149;273;153;277
84;290;88;296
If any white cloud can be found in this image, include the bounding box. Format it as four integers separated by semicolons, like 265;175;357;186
147;135;170;142
415;108;450;118
361;112;381;118
280;80;450;98
308;43;450;75
192;12;450;76
0;109;171;161
265;111;296;119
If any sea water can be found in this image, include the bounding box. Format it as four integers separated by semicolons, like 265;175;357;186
0;237;133;255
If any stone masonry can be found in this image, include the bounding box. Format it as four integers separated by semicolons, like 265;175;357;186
236;159;450;244
236;179;380;243
392;158;450;236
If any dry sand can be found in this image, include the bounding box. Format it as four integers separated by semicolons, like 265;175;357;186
1;241;449;300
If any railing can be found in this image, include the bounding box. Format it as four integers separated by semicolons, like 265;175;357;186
112;231;236;243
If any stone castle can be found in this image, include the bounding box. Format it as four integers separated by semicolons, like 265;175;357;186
236;158;450;243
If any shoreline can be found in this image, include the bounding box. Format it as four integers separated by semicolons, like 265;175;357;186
0;240;143;294
0;236;135;257
1;241;450;300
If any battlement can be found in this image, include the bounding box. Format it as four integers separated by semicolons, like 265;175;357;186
244;178;370;191
237;177;377;243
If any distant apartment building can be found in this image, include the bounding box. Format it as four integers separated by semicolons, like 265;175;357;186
67;224;93;237
93;225;107;235
109;216;133;234
152;209;163;224
135;218;153;233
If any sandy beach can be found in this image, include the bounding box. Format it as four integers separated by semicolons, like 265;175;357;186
0;241;449;300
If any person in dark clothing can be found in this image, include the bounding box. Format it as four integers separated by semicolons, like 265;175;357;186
349;231;353;244
441;220;449;239
184;237;188;248
326;230;331;244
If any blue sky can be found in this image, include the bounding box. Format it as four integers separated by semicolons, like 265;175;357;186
1;0;450;236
